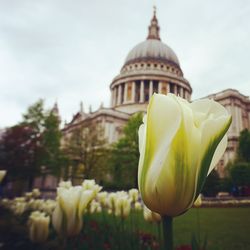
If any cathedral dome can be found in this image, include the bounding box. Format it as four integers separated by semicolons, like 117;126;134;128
124;39;180;67
110;8;192;114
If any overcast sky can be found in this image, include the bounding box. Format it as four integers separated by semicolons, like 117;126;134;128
0;0;249;128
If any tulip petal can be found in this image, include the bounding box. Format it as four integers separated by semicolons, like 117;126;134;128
195;115;232;198
78;190;95;218
52;204;63;235
138;123;145;155
145;96;203;216
138;94;182;191
139;94;189;215
59;187;81;235
208;134;228;175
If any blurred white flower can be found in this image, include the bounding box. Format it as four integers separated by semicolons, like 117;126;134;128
89;200;102;214
28;211;50;243
32;188;41;198
134;201;142;211
58;180;72;189
115;195;131;219
129;189;139;203
52;186;95;237
97;191;108;207
143;206;161;223
82;179;102;196
0;170;6;183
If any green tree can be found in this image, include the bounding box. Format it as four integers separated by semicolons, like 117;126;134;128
63;122;107;183
201;169;220;197
109;112;143;189
0;124;42;194
230;162;250;186
40;111;67;177
0;100;69;192
22;99;45;133
237;129;250;162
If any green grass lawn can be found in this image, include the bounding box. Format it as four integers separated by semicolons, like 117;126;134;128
90;207;250;250
174;208;250;250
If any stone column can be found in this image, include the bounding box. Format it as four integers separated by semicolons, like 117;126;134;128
149;80;153;97
117;85;122;105
174;85;177;95
132;81;136;102
110;88;114;106
158;81;162;93
180;88;184;98
140;80;144;103
124;83;128;103
167;82;170;93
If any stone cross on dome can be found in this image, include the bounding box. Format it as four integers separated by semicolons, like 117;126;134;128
147;6;161;41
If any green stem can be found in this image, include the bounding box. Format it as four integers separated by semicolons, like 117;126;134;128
162;216;173;250
157;222;162;248
196;208;201;246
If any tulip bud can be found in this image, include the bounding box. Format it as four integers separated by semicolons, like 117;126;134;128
25;192;33;200
129;189;139;203
134;201;142;211
97;191;108;207
82;179;102;196
13;201;27;215
115;195;131;219
52;186;95;237
0;170;6;183
32;188;41;198
138;94;232;217
143;206;161;223
28;211;50;243
58;180;72;189
193;195;202;207
89;200;102;214
107;193;117;212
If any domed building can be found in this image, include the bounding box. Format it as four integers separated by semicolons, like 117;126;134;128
110;10;192;114
63;10;192;144
62;9;250;176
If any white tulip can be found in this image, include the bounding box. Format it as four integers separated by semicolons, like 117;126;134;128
52;186;95;237
138;94;231;216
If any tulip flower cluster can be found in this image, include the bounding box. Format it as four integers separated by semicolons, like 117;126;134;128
0;188;57;216
4;164;245;250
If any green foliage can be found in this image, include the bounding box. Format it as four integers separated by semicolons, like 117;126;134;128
40;111;67;177
22;99;45;133
218;177;233;192
191;233;207;250
230;162;250;186
63;122;108;182
0;100;68;192
0;125;41;181
109;112;143;189
201;170;220;197
237;129;250;162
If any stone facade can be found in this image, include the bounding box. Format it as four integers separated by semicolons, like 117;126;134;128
204;89;250;176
